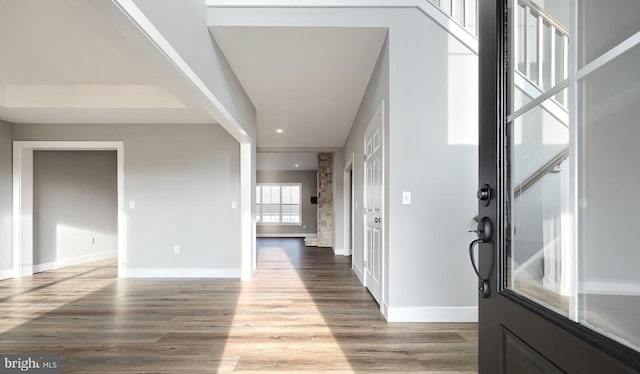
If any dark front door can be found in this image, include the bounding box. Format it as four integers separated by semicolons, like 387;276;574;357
476;0;640;372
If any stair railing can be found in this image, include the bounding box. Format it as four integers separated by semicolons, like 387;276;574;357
514;0;569;108
429;0;478;36
514;148;570;198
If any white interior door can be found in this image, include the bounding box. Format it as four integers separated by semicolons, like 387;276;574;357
363;103;384;304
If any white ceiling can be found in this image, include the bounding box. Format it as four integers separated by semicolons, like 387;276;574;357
257;153;318;171
210;26;387;148
0;0;213;124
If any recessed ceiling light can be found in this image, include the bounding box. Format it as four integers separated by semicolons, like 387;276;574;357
276;129;284;133
294;164;299;167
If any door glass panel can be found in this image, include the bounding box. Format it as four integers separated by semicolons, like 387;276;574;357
554;32;567;105
452;0;464;26
579;44;640;351
466;0;477;36
510;0;570;114
578;1;640;68
541;22;553;91
507;89;571;318
515;4;526;74
526;9;539;86
505;0;640;356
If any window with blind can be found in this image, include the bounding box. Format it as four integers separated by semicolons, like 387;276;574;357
256;184;302;225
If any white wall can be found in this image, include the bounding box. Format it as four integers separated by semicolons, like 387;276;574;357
14;124;241;276
387;15;478;318
0;120;12;277
344;35;390;293
208;6;480;320
33;151;118;271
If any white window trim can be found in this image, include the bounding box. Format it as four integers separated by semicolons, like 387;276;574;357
256;183;303;226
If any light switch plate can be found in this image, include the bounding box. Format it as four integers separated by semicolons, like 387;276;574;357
129;201;135;209
231;201;237;209
174;245;180;254
402;191;411;205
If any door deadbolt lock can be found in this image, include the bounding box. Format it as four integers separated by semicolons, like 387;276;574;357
477;184;491;206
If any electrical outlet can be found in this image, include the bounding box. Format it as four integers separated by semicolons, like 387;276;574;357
174;245;180;254
90;237;95;245
129;201;136;209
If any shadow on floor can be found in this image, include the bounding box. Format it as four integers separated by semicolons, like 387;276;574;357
0;259;241;373
255;238;478;373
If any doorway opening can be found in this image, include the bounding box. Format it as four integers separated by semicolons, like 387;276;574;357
343;153;355;258
13;141;125;278
255;152;319;247
32;150;118;275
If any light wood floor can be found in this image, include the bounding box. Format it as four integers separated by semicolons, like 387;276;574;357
0;238;478;373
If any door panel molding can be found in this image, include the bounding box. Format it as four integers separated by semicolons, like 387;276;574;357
363;100;385;306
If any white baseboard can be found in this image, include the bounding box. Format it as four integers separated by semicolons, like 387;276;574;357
381;302;390;321
256;233;316;238
333;248;352;256
0;268;14;280
582;281;640;296
32;250;117;273
122;268;241;278
352;261;365;285
385;306;478;322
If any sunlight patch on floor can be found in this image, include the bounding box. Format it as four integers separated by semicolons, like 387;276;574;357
0;260;116;334
220;246;354;372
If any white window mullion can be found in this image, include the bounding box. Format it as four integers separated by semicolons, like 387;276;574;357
279;186;284;223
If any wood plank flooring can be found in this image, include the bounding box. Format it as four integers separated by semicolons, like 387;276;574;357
0;238;478;373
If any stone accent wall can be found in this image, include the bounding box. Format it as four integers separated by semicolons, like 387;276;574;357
317;153;333;247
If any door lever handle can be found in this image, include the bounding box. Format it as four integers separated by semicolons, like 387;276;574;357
468;217;493;298
374;217;381;223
